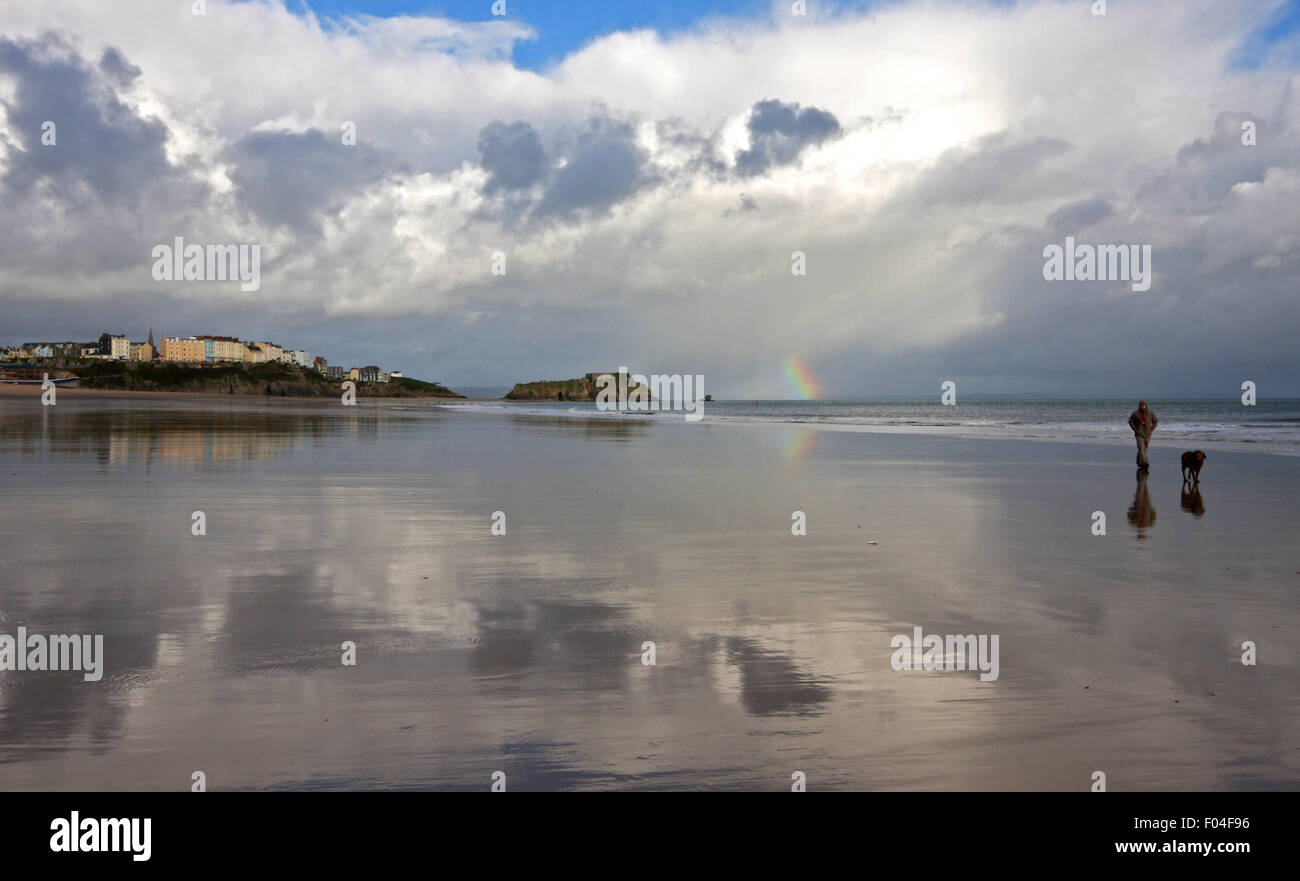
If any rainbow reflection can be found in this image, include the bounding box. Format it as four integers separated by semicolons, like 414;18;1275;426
783;427;818;461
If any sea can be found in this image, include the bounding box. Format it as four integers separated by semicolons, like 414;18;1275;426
441;398;1300;455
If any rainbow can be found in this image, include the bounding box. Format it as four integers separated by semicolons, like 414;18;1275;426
781;355;820;400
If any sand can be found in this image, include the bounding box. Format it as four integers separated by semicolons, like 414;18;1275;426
0;395;1295;790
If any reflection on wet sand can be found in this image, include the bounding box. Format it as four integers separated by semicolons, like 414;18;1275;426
723;637;832;716
1127;470;1157;538
1;395;1297;790
502;413;654;442
1181;485;1206;517
782;427;818;461
0;401;387;465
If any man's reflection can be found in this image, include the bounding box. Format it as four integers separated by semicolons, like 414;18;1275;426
1127;469;1157;539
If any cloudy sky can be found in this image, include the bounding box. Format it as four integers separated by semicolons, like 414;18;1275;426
1;0;1298;396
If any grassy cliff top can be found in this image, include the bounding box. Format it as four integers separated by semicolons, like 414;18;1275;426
387;375;463;397
71;361;462;397
504;373;650;401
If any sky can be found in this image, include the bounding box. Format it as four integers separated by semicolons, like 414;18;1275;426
303;0;793;70
1;0;1298;397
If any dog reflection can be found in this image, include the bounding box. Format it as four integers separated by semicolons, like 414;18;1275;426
1180;484;1206;517
1127;469;1157;538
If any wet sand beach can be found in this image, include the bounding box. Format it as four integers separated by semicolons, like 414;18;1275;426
0;393;1296;790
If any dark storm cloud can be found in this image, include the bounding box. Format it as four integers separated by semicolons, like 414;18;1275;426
1134;111;1276;207
0;35;185;205
1046;196;1112;233
476;101;841;222
225;128;392;234
0;35;207;275
734;99;842;176
97;47;140;86
909;132;1071;206
533;115;649;218
477;120;549;192
1176;111;1266;167
828;107;1300;399
1135;109;1297;223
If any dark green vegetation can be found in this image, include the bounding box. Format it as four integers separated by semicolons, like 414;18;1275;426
72;362;461;398
505;377;600;401
505;372;649;401
385;375;463;397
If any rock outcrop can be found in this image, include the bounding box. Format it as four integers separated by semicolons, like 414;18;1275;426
505;372;650;401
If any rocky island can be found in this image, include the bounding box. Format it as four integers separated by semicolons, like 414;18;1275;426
504;372;650;401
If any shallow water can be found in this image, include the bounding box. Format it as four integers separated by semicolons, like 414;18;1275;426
0;395;1297;790
448;398;1300;455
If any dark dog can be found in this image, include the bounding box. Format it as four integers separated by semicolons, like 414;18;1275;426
1180;450;1206;483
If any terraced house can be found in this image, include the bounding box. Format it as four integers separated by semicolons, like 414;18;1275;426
195;335;248;363
159;336;205;363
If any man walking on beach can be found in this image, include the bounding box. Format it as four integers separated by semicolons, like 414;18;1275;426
1128;400;1158;471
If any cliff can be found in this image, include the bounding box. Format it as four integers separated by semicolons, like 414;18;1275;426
504;372;650;402
72;362;462;398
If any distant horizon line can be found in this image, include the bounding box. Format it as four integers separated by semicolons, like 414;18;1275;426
451;390;1300;402
4;360;1292;402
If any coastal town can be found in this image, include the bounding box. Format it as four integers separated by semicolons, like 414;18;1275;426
2;329;401;384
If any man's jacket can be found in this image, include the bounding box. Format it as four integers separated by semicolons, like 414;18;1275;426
1129;408;1158;439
